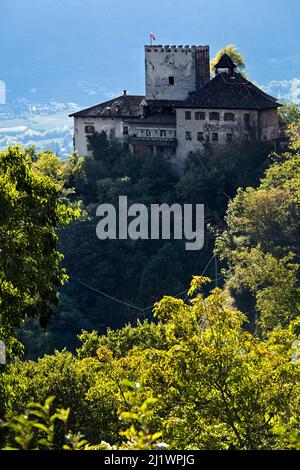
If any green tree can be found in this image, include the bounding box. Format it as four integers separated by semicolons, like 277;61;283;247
278;103;300;129
20;131;273;358
32;151;64;181
177;141;270;222
3;278;299;450
149;278;300;449
0;146;78;348
216;124;300;332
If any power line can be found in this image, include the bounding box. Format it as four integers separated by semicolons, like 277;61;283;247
71;277;142;311
142;253;217;313
70;253;218;315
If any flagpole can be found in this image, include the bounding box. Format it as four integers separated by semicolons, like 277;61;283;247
150;29;152;46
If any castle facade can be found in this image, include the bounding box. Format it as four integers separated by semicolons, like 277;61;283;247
70;45;280;170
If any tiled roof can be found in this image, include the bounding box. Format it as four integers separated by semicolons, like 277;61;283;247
69;95;146;118
176;73;281;110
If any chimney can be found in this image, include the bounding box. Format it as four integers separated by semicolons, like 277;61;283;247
123;90;128;96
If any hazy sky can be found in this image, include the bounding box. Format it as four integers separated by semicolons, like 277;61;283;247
1;0;300;106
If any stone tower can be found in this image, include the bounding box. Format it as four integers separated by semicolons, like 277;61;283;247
145;45;210;101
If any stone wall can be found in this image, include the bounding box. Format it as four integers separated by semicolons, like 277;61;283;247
175;108;259;168
145;45;209;101
73;116;125;156
73;107;279;170
258;108;279;141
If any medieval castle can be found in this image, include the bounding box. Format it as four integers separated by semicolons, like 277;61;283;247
70;45;280;170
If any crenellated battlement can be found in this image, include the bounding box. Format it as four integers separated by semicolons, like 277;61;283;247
145;45;209;53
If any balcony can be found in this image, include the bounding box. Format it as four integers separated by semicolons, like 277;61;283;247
127;135;177;147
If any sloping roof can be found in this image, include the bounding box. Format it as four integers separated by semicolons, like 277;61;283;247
176;73;281;110
69;95;146;118
214;53;237;69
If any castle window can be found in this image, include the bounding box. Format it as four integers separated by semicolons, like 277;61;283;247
224;112;235;121
212;132;218;142
123;125;129;135
160;130;167;137
146;129;151;137
244;134;250;141
109;128;116;138
244;113;251;125
226;133;233;142
197;132;205;142
185;131;192;141
85;125;95;134
195;111;205;120
209;112;220;121
169;76;175;86
185;111;191;120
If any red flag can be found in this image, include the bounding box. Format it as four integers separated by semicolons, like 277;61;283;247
150;32;156;41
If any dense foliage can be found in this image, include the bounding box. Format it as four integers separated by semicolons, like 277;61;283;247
18;133;270;357
1;278;300;450
216;122;300;333
0;146;78;358
279;103;300;129
1;112;300;450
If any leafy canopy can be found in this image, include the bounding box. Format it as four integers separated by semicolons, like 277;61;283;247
0;146;79;350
